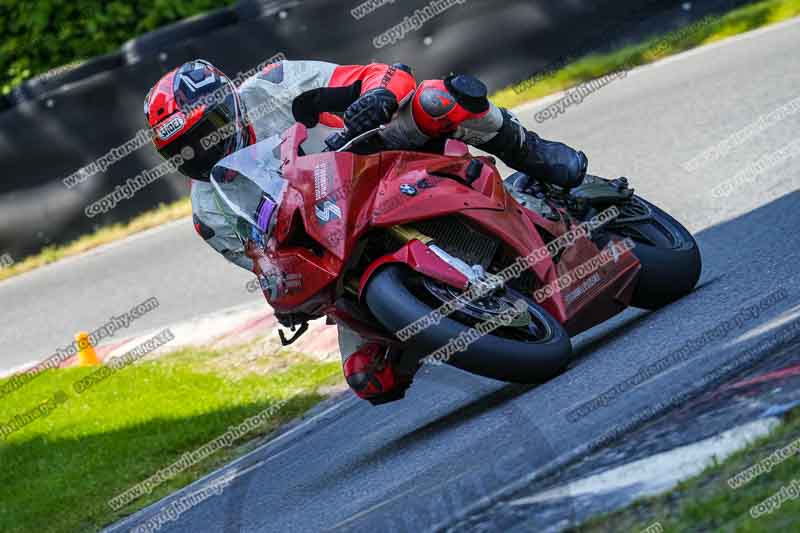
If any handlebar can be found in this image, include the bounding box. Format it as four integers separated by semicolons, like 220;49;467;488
323;125;386;153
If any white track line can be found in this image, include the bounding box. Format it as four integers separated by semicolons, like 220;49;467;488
508;417;779;507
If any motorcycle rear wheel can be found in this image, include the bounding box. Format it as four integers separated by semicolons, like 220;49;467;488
604;196;701;310
364;264;573;384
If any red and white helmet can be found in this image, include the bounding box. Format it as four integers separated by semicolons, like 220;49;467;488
144;59;254;180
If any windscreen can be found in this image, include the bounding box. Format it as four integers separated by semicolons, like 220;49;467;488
209;135;287;245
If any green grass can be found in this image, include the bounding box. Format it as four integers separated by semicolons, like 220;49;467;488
0;344;342;533
573;409;800;532
490;0;800;109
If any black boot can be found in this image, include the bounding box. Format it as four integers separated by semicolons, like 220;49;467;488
478;109;588;189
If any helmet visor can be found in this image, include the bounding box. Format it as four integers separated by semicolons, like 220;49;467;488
158;100;241;180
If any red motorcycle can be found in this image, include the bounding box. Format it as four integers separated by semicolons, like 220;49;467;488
210;123;701;384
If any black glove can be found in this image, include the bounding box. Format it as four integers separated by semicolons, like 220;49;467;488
292;89;324;128
344;88;398;136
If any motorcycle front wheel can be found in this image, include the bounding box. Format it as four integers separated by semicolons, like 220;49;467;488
364;264;573;384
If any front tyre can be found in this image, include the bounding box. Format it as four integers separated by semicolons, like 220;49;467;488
364;265;573;383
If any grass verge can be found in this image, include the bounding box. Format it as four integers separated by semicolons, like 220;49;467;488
573;409;800;532
5;0;799;285
491;0;800;109
0;342;343;533
0;197;190;284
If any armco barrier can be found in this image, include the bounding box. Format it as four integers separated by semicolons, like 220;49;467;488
1;0;748;259
121;7;240;64
9;52;126;107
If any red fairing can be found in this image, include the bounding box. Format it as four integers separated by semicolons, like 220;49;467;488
329;63;417;102
411;79;490;137
358;240;470;299
253;123;641;338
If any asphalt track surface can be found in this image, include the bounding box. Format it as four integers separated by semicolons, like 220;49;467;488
3;18;800;533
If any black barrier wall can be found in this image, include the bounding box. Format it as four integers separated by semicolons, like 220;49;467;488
1;0;752;258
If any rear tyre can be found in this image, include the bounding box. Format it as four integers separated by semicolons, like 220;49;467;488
364;265;573;384
605;196;701;310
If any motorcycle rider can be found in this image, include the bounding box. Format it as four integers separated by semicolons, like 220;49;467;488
144;58;588;404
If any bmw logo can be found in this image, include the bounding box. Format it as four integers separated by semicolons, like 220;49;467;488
400;184;417;196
